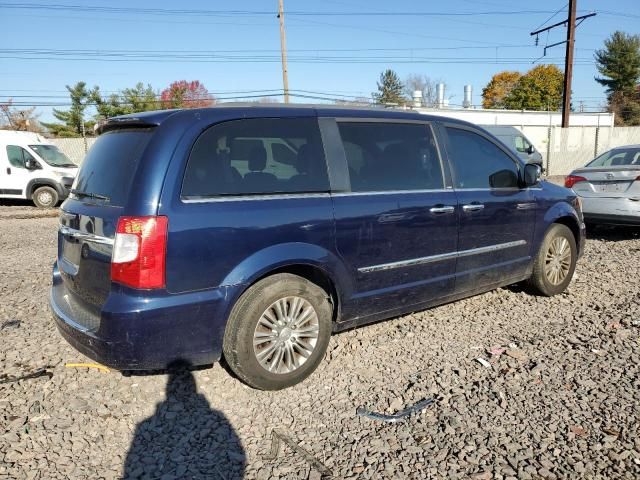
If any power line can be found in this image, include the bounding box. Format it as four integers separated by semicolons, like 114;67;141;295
0;3;577;17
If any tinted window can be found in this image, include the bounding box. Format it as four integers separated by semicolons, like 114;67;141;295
337;122;443;191
182;118;328;197
6;146;35;168
73;128;153;206
446;127;519;189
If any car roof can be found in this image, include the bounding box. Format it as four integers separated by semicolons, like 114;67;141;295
100;104;479;133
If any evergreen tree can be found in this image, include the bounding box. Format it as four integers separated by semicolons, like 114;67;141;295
92;83;158;119
42;82;93;137
373;70;405;105
595;31;640;126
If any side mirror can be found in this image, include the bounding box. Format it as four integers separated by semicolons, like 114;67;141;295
527;145;536;155
25;158;38;170
523;163;542;187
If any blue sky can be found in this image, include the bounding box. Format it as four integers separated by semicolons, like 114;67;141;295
0;0;638;123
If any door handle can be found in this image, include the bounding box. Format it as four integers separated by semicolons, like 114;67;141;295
429;205;455;214
516;203;536;210
462;203;485;212
6;167;10;175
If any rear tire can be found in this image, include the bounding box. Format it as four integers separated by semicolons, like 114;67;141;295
32;186;58;208
528;223;577;296
222;273;332;390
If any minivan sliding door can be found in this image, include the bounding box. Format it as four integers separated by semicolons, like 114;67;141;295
326;119;458;321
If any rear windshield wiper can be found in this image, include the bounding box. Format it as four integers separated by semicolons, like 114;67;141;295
70;189;110;202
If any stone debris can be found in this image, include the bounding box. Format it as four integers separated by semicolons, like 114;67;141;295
1;214;639;479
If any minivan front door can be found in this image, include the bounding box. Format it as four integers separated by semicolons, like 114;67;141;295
443;125;535;293
329;119;458;321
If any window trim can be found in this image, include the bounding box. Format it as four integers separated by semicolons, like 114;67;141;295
441;123;524;191
179;117;331;201
333;117;448;193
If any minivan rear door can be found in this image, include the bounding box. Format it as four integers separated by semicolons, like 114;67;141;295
327;118;458;320
56;128;154;325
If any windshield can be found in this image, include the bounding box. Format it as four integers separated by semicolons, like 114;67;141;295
587;148;640;168
29;144;76;167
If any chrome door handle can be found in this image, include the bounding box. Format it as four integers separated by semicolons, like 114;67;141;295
462;204;484;212
429;206;455;214
516;203;536;210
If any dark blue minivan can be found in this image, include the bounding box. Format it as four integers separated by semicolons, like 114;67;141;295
51;106;585;390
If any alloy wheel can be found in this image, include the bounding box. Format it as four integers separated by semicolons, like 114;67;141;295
544;237;572;285
253;296;320;374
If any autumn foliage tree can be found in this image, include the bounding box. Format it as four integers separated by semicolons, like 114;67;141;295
504;65;564;111
482;65;564;111
0;99;42;132
481;71;521;109
160;80;214;109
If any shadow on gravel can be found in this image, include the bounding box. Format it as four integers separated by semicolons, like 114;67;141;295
123;362;245;480
586;225;640;242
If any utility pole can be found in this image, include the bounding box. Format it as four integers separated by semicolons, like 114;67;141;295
561;0;577;128
277;0;290;103
530;2;596;128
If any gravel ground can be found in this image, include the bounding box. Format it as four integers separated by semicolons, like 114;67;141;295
1;210;639;480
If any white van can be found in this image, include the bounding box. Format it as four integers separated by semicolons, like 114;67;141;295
481;125;543;165
0;130;78;207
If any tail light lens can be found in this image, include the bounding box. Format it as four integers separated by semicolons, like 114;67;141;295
111;216;168;289
564;175;587;189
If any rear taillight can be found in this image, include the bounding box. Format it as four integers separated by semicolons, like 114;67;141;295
564;175;587;189
111;216;168;289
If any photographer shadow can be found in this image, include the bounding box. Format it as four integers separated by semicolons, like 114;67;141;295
123;363;245;479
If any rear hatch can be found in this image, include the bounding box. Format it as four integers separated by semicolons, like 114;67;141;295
55;128;154;329
570;166;640;198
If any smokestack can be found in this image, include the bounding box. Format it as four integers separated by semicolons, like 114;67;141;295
436;83;445;109
412;90;422;108
463;85;473;108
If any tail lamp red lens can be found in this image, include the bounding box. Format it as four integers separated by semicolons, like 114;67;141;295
111;216;168;289
564;175;587;189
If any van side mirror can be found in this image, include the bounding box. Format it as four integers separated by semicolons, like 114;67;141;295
527;145;535;155
523;163;542;187
25;158;39;170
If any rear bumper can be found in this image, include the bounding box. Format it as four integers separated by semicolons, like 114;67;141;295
50;263;240;370
580;196;640;226
583;213;640;226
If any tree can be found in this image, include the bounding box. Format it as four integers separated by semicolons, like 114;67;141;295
372;69;405;105
92;83;159;119
503;65;564;111
595;31;640;126
0;99;42;132
42;82;94;137
481;71;521;109
160;80;214;109
403;74;441;107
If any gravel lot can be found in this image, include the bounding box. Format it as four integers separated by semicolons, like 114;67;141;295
1;206;639;480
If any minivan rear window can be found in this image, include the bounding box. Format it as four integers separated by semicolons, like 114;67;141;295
72;128;153;206
182;118;329;198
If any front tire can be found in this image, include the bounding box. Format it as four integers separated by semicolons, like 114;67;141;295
32;186;58;208
223;273;333;390
528;223;577;296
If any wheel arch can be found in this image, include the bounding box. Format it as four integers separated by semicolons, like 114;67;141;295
220;242;353;324
25;178;64;200
542;201;583;256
